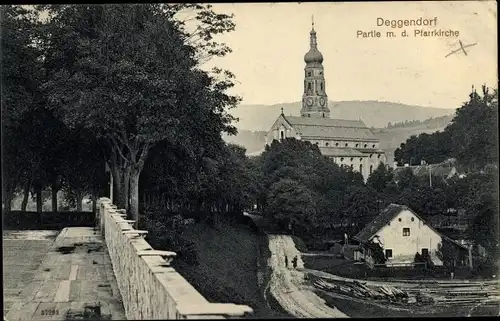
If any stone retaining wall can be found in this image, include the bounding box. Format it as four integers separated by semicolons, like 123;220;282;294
97;198;253;319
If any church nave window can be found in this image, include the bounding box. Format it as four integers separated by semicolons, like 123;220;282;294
345;143;348;147
372;144;376;148
350;158;353;161
307;71;312;77
325;142;329;147
320;83;323;91
359;158;363;162
364;144;367;148
355;143;359;147
335;143;339;147
340;157;344;162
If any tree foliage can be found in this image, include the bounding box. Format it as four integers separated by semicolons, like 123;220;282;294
39;4;239;224
394;85;498;170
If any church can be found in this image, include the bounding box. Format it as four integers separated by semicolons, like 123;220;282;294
265;21;386;181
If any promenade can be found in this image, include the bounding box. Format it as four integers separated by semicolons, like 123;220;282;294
4;228;125;320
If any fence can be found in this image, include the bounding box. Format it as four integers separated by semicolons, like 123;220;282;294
97;198;253;319
3;211;95;230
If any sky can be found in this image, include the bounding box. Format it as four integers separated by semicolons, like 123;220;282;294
201;1;497;109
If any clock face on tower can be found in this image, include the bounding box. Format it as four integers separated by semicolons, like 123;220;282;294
306;97;314;106
319;97;326;106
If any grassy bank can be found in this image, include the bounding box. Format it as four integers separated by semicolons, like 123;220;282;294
171;217;290;318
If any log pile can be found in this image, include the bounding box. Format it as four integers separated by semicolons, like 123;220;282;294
313;277;412;304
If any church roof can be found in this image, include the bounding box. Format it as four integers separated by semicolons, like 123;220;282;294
285;116;378;141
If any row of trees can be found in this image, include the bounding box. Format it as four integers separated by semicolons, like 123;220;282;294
2;4;241;226
3;6;106;212
394;86;498;170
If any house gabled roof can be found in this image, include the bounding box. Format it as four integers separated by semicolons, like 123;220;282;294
353;203;469;250
353;204;408;243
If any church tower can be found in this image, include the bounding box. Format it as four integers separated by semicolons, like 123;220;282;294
301;18;330;118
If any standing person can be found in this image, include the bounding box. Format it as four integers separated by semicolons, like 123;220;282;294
285;255;288;268
292;255;298;269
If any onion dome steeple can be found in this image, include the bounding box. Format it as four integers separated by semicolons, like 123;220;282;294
304;17;324;64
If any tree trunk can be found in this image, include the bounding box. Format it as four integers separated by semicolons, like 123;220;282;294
112;167;130;211
51;181;58;212
92;189;98;214
36;185;43;213
21;177;32;212
76;191;83;212
4;189;13;213
129;168;141;228
112;169;124;207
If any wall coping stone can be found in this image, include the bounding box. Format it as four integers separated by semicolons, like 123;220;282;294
97;197;253;319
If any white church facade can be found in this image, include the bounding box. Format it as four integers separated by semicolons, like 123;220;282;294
265;21;386;181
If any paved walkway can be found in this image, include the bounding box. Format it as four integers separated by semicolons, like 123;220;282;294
4;231;59;315
5;228;125;321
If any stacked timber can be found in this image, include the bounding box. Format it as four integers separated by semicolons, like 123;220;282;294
313;277;409;304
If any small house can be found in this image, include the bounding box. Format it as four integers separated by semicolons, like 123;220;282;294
353;204;470;268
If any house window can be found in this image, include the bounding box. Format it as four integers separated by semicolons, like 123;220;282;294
307;71;312;77
385;249;393;258
359;164;363;173
378;154;381;159
326;142;329;147
403;228;410;236
421;248;429;256
370;165;373;174
308;114;311;117
280;131;284;140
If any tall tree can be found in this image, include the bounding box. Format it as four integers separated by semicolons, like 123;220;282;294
265;179;316;233
1;5;44;211
40;4;239;225
448;86;498;171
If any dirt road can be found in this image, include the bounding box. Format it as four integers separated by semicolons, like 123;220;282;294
267;235;348;318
